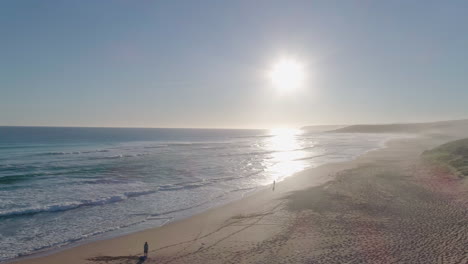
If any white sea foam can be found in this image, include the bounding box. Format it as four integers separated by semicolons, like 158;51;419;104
0;190;157;218
0;130;396;261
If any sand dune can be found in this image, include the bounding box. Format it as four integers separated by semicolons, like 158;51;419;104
327;119;468;135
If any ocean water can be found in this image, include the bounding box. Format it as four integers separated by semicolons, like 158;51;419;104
0;127;392;261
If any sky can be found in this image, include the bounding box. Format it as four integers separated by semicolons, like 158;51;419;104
1;0;468;129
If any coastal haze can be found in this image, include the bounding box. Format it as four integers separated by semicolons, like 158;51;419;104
1;1;468;264
1;121;468;263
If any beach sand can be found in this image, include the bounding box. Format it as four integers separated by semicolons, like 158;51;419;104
11;136;468;264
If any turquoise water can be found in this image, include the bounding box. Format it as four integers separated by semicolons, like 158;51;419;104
0;127;390;261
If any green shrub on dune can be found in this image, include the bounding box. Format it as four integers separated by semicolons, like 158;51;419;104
423;138;468;178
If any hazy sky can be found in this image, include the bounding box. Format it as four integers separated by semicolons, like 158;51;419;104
1;1;468;128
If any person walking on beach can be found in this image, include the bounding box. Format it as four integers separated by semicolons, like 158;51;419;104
272;180;276;191
144;242;149;257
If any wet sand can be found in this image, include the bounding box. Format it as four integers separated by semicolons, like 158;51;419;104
11;136;468;264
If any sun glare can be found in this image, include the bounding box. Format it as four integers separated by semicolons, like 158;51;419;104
262;128;308;182
268;58;305;93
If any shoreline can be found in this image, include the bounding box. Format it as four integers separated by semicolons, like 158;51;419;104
5;183;268;263
10;134;467;264
1;131;392;262
7;135;399;264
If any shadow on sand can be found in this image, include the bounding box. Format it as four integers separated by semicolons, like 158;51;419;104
88;255;147;264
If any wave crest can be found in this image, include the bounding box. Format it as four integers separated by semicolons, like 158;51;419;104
0;190;156;218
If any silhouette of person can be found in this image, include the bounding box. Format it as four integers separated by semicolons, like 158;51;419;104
144;242;149;257
273;180;276;191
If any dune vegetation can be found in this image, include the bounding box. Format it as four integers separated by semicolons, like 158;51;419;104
423;138;468;178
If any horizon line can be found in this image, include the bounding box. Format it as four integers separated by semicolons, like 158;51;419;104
1;118;468;130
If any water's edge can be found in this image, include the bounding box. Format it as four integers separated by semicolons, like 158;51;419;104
4;135;399;263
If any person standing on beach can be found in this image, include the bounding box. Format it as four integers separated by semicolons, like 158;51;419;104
144;242;149;257
272;180;276;191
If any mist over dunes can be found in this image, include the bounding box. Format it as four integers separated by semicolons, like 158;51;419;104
300;125;346;132
305;119;468;135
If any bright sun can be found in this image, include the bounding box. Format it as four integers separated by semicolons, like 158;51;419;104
268;58;305;93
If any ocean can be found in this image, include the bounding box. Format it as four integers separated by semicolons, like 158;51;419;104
0;127;392;261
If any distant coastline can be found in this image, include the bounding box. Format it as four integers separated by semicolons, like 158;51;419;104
303;119;468;134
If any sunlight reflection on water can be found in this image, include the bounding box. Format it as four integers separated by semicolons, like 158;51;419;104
263;128;311;182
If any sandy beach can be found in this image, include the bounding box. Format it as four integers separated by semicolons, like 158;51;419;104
10;135;468;264
4;1;468;263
